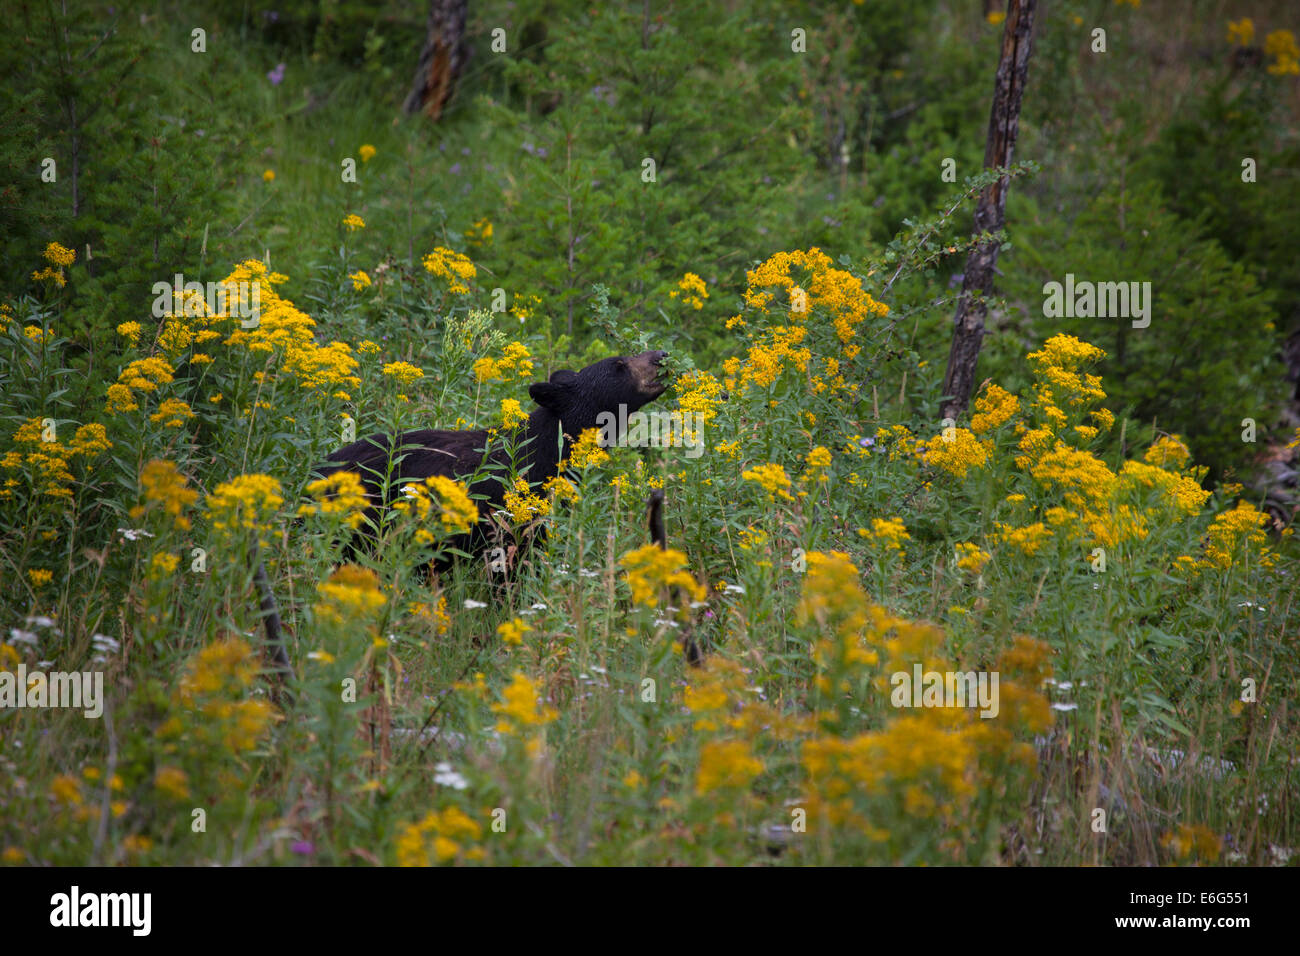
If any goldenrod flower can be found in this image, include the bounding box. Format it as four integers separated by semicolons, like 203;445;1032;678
313;564;386;625
492;671;558;734
299;470;370;529
742;462;793;501
924;427;988;479
669;272;708;310
206;473;283;543
382;361;424;385
567;427;610;469
1227;18;1254;46
954;542;990;574
43;242;76;268
499;398;528;429
619;544;706;606
496;618;529;646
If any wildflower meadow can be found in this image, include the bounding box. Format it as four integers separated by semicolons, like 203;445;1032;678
1;0;1298;902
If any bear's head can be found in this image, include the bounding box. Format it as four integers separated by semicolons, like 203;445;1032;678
528;350;669;438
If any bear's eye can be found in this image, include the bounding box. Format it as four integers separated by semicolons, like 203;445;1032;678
615;359;627;370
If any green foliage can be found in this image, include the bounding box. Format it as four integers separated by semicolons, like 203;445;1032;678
1001;183;1283;478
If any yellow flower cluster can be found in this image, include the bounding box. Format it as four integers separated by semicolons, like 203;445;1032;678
31;242;75;287
1116;460;1209;516
741;462;793;501
313;564;386;626
149;398;195;429
393;474;478;535
1030;442;1116;509
106;356;175;414
168;637;275;754
2;418;111;501
382;361;424;385
422;246;476;295
509;293;541;324
409;595;452;637
992;521;1053;556
206;473;283;544
696;740;763;794
1265;28;1300;75
1143;434;1191;470
744;247;889;342
543;473;579;504
719;248;888;403
954;542;990;574
619;544;707;606
350;270;372;291
342;214;366;232
1161;824;1222;862
669;272;708;310
472;341;533;383
866;516;910;553
672;370;725;443
566;427;610;469
395;806;484;865
220;261;361;395
801;445;832;482
497;618;530;646
131;459;198;530
790;551;1052;848
492;671;558;734
924;427;988;479
116;321;142;346
1198;501;1275;572
1227;18;1254;46
502;476;550;525
43;242;76;268
499;398;528;429
969;384;1019;435
464;218;493;247
298;470;370;529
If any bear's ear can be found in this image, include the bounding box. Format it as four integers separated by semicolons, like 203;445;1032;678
549;369;579;385
529;380;572;410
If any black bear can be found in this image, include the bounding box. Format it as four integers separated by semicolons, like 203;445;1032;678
313;350;669;572
255;350;668;694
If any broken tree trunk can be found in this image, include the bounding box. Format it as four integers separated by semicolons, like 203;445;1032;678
939;0;1038;421
403;0;471;121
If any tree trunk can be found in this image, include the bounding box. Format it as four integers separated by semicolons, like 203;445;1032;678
403;0;471;121
940;0;1037;421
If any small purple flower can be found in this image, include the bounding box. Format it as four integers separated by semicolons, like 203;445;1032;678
291;841;313;855
267;62;285;86
449;162;462;175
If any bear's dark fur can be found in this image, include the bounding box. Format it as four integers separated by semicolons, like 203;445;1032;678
313;350;668;572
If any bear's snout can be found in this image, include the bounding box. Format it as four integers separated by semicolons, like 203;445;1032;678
630;350;670;397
